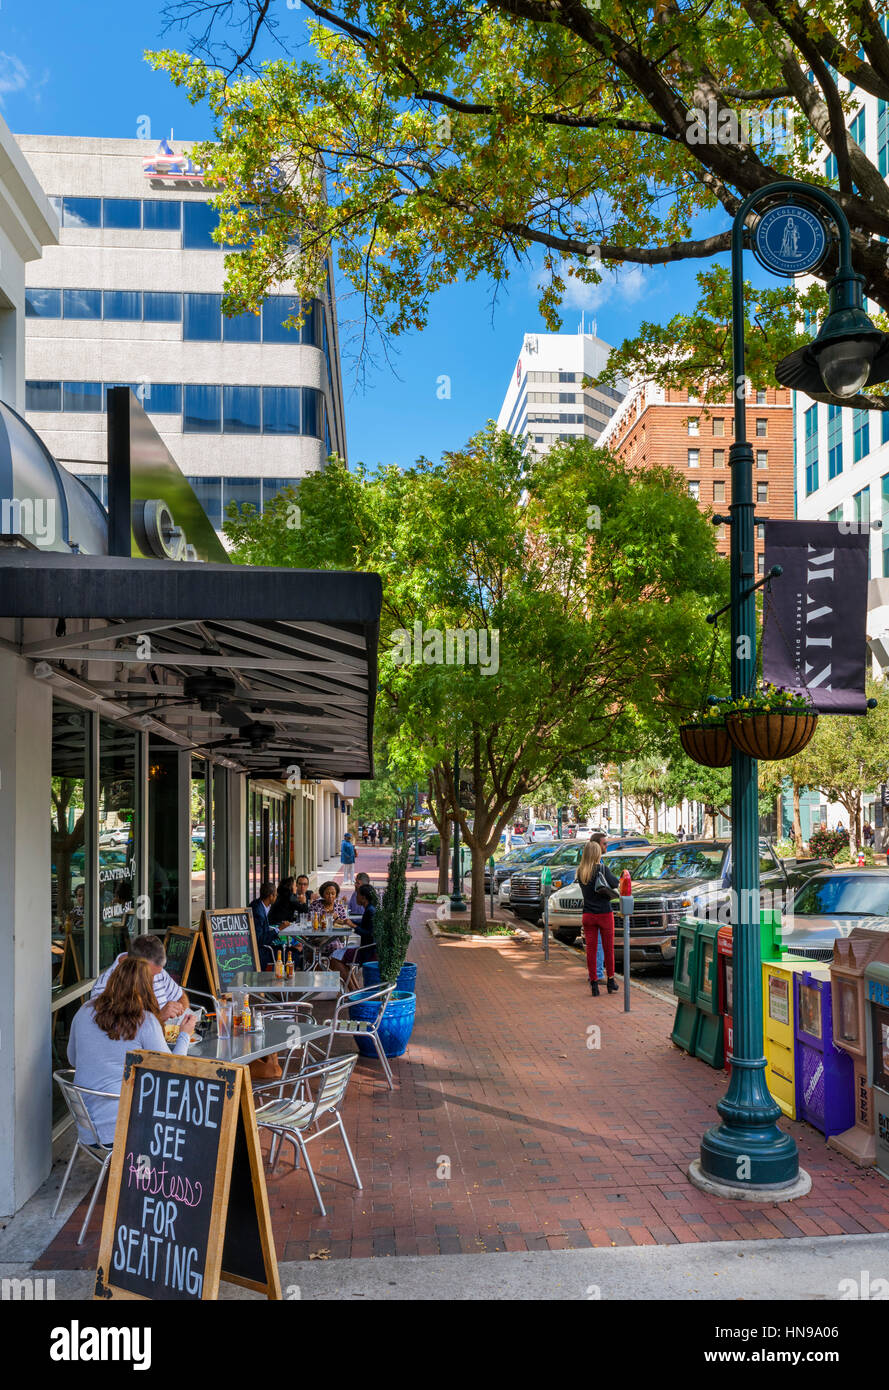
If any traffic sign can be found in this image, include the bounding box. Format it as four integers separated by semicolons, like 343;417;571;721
753;202;830;278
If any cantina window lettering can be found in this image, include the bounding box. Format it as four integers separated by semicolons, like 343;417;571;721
111;1071;222;1296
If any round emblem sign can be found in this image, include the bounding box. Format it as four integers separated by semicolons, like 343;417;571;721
753;203;830;277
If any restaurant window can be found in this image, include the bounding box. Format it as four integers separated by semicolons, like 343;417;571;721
51;703;91;996
191;757;210;925
98;720;138;971
213;765;228;906
183;292;222;341
62;196;101;228
142;198;182;231
143;290;182;322
147;737;180;938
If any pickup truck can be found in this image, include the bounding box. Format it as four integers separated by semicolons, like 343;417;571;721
508;841;651;923
545;838;832;965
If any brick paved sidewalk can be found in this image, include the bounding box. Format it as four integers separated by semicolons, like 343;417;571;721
38;845;889;1267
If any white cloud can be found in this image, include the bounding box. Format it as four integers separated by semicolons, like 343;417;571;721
530;253;650;312
0;53;30;106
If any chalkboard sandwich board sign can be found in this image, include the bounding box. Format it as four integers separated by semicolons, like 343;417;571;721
94;1052;280;1301
163;925;214;996
201;908;259;994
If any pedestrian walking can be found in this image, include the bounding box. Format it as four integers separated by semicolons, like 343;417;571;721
361;824;369;846
340;830;357;885
677;825;685;841
577;838;620;997
369;823;377;846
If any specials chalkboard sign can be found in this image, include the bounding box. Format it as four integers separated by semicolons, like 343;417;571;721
201;908;259;994
94;1052;280;1301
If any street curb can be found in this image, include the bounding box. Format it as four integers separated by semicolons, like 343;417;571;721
427;920;532;943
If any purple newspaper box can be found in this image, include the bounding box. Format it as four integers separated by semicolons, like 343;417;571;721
794;964;855;1137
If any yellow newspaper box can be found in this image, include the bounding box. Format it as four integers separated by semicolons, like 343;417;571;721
762;958;815;1120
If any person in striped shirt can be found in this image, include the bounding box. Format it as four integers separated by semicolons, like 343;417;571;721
90;933;189;1022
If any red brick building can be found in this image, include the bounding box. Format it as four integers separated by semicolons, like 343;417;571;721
597;384;795;572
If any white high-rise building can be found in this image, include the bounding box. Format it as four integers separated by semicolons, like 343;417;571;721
17;134;348;530
496;329;626;452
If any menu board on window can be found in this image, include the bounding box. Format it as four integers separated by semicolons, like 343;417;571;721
94;1051;280;1300
200;908;258;993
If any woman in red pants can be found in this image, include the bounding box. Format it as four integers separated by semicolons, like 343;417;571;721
577;839;619;996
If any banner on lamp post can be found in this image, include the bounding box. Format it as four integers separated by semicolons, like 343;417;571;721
762;519;868;714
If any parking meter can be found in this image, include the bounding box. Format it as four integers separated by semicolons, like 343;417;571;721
489;855;495;921
541;867;552;961
620;892;633;1012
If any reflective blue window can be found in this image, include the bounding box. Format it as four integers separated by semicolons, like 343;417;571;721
186;476;222;528
223;385;261;434
262;386;302;434
262;296;301;344
25;288;62;318
62;197;101;229
48;196;62;221
883;411;889;445
143;291;182;322
26;380;62;411
141;383;182;414
102;198;141;229
183;293;221;340
224;477;262;517
64;381;103;413
804;404;818;495
103;290;142;320
302;387;323;439
76;474;107;506
63;289;102;319
223;308;261;342
142;199;182;231
853;408;870;462
184;383;222;433
183;200;220;250
261;478;298;509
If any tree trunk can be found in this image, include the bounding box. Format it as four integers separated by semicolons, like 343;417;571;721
437;824;451;896
469;846;488;930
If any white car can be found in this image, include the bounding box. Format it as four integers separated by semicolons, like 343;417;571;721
498;879;512;904
528;823;553;842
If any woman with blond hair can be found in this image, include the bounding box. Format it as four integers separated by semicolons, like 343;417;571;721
68;956;196;1144
577;838;620;996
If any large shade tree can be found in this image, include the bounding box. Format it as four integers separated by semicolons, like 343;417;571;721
154;0;889;394
225;429;726;926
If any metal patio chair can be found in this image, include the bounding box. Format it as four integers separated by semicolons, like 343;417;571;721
52;1069;119;1245
314;982;396;1089
252;1054;361;1217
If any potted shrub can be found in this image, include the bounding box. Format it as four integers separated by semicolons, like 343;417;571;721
724;684;817;761
351;839;418;1057
678;704;733;768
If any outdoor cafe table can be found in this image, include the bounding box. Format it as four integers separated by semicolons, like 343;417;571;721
186;1015;328;1066
279;925;355;968
228;969;341;1000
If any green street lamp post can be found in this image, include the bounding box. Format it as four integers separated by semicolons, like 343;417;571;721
691;180;889;1199
411;782;422;867
450;745;467;913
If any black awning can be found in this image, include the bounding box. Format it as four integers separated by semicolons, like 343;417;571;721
2;549;381;780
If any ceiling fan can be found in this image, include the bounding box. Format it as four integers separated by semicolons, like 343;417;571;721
123;672;255;728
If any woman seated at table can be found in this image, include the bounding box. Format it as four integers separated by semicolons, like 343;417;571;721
310;880;349;926
330;883;378;982
268;877;297;928
292;874;316;919
68;957;196;1146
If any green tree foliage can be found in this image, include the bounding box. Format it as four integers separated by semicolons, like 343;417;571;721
226;429;726;925
153;1;889;396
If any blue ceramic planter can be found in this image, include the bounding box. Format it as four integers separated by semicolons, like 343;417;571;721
348;989;416;1058
361;961;418;993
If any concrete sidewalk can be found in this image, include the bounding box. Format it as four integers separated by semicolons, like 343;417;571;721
9;1232;888;1299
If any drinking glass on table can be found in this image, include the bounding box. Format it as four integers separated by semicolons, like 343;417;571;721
217;997;233;1039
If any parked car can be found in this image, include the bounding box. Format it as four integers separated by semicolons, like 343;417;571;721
484;840;559;896
508;842;590;922
545;838;831;965
780;869;889;962
526;823;554;842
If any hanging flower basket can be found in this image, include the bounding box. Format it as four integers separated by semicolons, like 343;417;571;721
725;709;818;760
679;721;733;768
722;685;818;760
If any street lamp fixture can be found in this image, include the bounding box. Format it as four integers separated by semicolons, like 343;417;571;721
775;214;889;402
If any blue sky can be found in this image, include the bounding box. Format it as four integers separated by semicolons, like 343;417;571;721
1;0;727;468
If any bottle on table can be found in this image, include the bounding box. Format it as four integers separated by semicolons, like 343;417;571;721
275;948;285;980
285;947;295;979
242;994;252;1032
